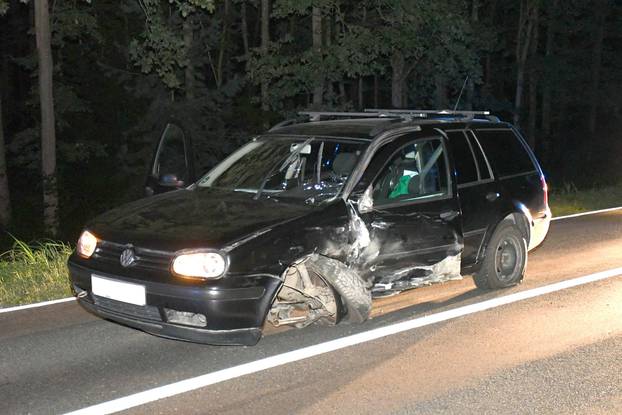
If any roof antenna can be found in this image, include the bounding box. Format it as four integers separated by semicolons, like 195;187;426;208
453;75;470;111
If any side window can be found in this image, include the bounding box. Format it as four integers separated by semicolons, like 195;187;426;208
446;131;478;185
473;129;536;177
373;138;449;205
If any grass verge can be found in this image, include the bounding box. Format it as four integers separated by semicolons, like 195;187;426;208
0;239;73;308
549;182;622;217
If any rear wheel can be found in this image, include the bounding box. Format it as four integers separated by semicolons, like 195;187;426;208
473;222;527;290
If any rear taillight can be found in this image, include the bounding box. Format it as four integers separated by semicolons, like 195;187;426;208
541;175;548;207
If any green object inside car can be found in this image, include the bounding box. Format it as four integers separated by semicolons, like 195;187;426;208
389;175;412;199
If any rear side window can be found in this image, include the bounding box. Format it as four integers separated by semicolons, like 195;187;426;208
467;131;492;180
474;129;535;177
446;131;478;184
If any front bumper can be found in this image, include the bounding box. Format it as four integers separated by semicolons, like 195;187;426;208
68;261;282;346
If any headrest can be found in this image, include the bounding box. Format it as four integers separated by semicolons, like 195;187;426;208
332;152;357;176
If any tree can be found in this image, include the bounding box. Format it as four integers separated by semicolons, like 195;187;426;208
588;0;607;136
2;0;622;246
311;4;323;107
260;0;270;111
540;0;557;142
35;0;58;236
0;2;10;228
373;1;422;109
527;7;539;149
0;95;10;228
513;0;539;127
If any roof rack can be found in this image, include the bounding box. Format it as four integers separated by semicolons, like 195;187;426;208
268;111;405;131
365;108;489;116
364;108;499;122
298;111;403;121
269;109;499;131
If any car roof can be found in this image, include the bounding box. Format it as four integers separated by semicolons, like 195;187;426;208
269;118;402;139
269;116;512;140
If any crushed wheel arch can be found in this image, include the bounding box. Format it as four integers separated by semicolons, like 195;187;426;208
306;254;372;323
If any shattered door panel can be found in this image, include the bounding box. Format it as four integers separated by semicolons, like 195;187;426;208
358;201;463;296
353;136;464;296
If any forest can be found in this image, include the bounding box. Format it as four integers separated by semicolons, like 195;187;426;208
0;0;621;247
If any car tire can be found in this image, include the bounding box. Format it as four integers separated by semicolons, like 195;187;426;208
473;222;527;290
307;254;372;323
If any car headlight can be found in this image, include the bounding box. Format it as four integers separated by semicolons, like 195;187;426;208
172;252;227;279
77;230;98;258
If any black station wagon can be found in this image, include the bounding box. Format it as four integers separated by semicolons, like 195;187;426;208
68;109;551;345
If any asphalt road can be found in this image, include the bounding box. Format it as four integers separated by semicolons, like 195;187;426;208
1;210;622;415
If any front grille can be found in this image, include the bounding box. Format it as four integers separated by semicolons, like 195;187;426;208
93;295;162;322
93;240;173;271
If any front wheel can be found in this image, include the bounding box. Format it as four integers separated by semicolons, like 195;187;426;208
473;222;527;290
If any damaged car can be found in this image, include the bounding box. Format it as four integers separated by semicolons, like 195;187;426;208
68;109;551;345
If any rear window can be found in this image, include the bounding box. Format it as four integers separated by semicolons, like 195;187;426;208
446;131;478;184
473;129;535;177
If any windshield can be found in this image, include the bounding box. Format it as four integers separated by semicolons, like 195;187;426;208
198;136;368;204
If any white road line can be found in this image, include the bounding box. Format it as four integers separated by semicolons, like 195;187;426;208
552;206;622;221
63;266;622;415
2;206;622;314
0;297;75;314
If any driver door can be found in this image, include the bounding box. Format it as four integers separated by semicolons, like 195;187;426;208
355;134;463;293
145;123;196;196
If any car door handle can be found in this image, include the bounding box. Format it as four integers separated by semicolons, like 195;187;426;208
486;192;500;202
440;210;459;220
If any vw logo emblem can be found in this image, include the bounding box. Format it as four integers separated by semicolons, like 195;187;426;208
120;248;136;268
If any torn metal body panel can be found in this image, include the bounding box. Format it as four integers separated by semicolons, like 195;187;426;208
267;258;339;328
371;253;463;297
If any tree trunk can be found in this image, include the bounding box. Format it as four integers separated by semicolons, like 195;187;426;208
553;32;571;169
312;6;323;108
35;0;58;237
260;0;269;111
528;72;537;148
588;0;606;135
240;1;249;57
183;18;195;99
338;81;346;105
514;0;538;127
391;51;406;108
541;0;556;140
527;16;539;149
216;0;231;89
435;74;448;109
373;75;379;108
0;95;10;228
483;0;497;92
358;77;364;109
466;0;479;110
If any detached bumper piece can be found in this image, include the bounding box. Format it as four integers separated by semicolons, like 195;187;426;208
69;261;281;346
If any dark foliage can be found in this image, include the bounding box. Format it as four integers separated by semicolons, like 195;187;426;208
0;0;621;248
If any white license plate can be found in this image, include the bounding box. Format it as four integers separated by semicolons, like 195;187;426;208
91;275;146;306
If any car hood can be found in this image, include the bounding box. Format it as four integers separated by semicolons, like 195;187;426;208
88;188;315;252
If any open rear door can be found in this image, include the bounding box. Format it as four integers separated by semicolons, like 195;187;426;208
145;123;196;196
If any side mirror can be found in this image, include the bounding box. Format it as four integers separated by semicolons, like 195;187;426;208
351;185;374;214
159;173;185;188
